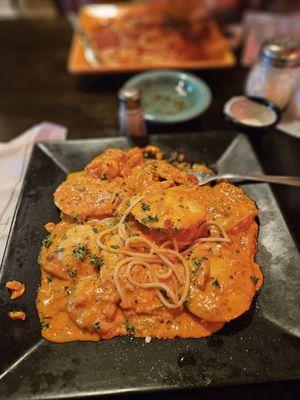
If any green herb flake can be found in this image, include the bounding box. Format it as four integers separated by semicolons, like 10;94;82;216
92;227;99;233
111;219;120;227
130;232;140;237
212;279;220;289
42;236;52;248
111;244;120;250
193;258;202;267
141;215;159;224
191;258;202;276
125;321;135;336
89;254;104;270
46;275;53;283
93;321;100;331
55;247;64;253
69;268;77;277
141;202;150;212
203;377;211;386
73;244;90;262
64;286;72;295
41;320;50;329
250;276;259;285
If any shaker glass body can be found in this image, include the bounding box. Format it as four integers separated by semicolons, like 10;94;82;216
246;61;297;109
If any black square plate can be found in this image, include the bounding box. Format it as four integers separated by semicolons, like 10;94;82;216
1;132;299;399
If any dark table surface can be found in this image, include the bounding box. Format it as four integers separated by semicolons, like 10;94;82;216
0;18;299;400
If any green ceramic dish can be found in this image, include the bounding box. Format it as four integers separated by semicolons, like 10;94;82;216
125;70;212;123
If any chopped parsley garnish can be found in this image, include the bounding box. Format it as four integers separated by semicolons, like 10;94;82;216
141;215;159;224
203;377;211;386
46;275;53;283
69;268;77;277
55;247;64;253
65;286;72;295
125;321;135;336
73;244;90;262
41;321;50;329
111;244;120;249
250;276;259;285
212;279;220;289
193;258;202;267
130;232;140;237
141;202;150;211
192;257;202;276
93;322;100;331
42;236;52;248
89;254;104;270
92;227;99;233
111;219;120;227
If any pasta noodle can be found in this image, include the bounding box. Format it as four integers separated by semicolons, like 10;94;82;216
37;145;262;342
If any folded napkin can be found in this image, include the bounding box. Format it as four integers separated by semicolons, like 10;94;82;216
0;122;67;265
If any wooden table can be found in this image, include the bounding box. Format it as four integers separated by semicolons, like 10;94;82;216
0;18;299;400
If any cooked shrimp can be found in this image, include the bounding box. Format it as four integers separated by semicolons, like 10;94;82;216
6;280;25;300
54;171;125;221
131;185;207;231
187;252;255;323
8;311;26;321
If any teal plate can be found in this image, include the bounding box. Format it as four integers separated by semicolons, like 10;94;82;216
125;70;212;123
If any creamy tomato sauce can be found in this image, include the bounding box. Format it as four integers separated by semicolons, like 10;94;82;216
37;146;262;342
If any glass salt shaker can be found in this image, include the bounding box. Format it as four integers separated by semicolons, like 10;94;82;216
245;35;300;109
118;86;147;137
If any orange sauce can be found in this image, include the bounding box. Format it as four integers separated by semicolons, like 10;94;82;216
37;146;263;342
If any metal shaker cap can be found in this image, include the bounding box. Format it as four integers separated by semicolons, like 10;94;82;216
118;86;142;110
261;35;300;68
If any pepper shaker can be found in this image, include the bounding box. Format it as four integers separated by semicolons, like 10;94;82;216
245;35;300;109
118;86;147;137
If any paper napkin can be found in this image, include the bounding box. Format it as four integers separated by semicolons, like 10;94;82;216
0;122;67;264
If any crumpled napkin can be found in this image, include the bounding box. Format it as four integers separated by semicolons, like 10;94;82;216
0;122;67;264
